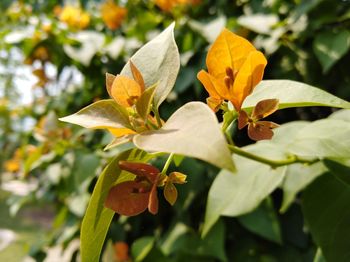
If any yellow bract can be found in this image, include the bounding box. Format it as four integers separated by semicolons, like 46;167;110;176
59;5;90;30
101;0;127;30
108;128;136;137
197;28;267;112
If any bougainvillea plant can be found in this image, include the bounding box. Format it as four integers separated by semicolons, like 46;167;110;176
60;23;350;261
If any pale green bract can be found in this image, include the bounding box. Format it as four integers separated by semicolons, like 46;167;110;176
243;80;350;110
133;102;235;172
120;22;180;109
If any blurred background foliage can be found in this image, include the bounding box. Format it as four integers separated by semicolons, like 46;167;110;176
0;0;350;261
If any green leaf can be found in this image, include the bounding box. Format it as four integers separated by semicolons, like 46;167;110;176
120;23;180;109
133;102;235;172
313;30;350;73
59;99;131;130
314;248;327;262
131;237;155;262
280;162;327;213
288;119;350;158
243;80;350;111
329;109;350;122
302;174;350;262
160;220;227;261
238;198;282;244
80;149;150;262
323;159;350;186
203;144;286;236
136;84;157;120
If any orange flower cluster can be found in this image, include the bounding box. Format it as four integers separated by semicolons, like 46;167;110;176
198;29;279;140
198;29;267;112
101;0;127;30
155;0;201;12
106;61;153;138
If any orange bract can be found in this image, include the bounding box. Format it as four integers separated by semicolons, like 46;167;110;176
197;28;267;112
108;127;136;137
155;0;201;12
111;75;143;107
100;0;127;30
105;161;161;216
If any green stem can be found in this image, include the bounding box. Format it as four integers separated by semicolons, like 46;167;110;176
161;153;174;174
228;144;317;168
154;106;163;128
225;132;234;145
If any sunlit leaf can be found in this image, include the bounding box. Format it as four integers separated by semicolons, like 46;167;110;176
136;84;156;120
59;99;131;130
134;102;235;172
203;144;286;236
280;162;327;213
329;109;350;122
243;80;350;110
120;23;180;109
288;119;350;158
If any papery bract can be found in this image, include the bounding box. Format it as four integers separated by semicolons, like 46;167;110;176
238;99;279;141
163;172;187;206
197;28;267;112
105;161;160;216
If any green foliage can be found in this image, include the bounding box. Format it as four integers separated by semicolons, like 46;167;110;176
1;0;350;261
302;173;350;262
243;80;350;110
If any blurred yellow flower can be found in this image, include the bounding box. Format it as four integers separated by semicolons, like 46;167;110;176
4;159;20;173
101;0;127;30
155;0;201;12
58;5;90;30
4;146;37;173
